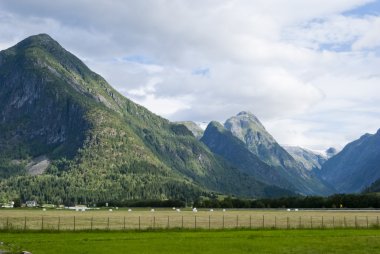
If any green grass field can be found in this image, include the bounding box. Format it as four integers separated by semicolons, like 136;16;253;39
1;229;380;254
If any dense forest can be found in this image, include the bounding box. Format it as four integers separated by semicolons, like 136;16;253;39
194;193;380;209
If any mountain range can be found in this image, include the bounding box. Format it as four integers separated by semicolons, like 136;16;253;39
0;34;379;205
0;34;292;204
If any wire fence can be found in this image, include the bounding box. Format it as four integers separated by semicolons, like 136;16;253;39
1;214;379;231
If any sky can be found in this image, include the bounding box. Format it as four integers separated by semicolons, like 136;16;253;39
1;0;380;152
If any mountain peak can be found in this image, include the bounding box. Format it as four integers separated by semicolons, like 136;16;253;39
236;111;261;123
26;33;54;42
237;111;253;116
14;33;60;51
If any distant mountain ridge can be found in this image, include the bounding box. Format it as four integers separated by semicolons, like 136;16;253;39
284;146;326;171
176;121;204;139
321;130;380;193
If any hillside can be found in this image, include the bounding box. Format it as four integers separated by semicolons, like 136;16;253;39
0;34;292;204
224;111;334;195
321;130;380;193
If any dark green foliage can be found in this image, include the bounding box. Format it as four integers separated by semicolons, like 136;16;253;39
0;159;26;178
194;193;380;209
102;199;186;207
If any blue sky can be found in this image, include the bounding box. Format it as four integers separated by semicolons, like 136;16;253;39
344;0;380;16
0;0;380;152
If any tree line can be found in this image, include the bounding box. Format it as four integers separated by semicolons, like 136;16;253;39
194;193;380;209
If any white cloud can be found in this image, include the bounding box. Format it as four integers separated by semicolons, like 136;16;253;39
0;0;380;150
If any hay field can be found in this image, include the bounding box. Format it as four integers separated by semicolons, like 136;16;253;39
0;208;379;230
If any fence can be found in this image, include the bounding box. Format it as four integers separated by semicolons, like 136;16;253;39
1;214;380;231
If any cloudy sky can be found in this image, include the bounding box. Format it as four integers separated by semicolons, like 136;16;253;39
1;0;380;151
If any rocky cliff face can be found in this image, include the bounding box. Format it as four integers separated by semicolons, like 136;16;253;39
225;111;295;169
0;34;90;161
223;111;334;195
201;121;296;192
321;130;380;193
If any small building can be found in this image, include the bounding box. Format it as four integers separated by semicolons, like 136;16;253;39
1;201;15;208
26;201;38;207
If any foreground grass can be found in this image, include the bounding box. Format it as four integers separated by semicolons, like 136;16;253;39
1;229;380;254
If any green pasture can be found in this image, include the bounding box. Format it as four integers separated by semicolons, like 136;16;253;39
0;229;380;254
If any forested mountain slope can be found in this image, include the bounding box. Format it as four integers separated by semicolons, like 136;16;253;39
0;34;291;204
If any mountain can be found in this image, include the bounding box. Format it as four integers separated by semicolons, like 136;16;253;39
176;121;204;139
284;146;326;171
0;34;292;204
201;121;295;191
224;111;334;195
320;130;380;193
364;178;380;193
325;147;338;159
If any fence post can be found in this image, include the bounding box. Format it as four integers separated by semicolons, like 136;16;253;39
287;217;289;229
236;215;239;228
123;216;125;230
311;216;313;229
167;216;170;229
344;216;346;228
181;216;184;229
274;216;277;229
355;216;358;229
322;216;324;228
153;216;155;229
366;216;369;228
262;215;265;229
24;216;27;231
333;216;335;229
299;216;301;229
74;216;76;231
377;216;379;227
6;217;9;230
107;217;110;230
58;216;60;231
195;216;197;230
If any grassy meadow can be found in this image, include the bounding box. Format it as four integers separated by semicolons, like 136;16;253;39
1;229;380;254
